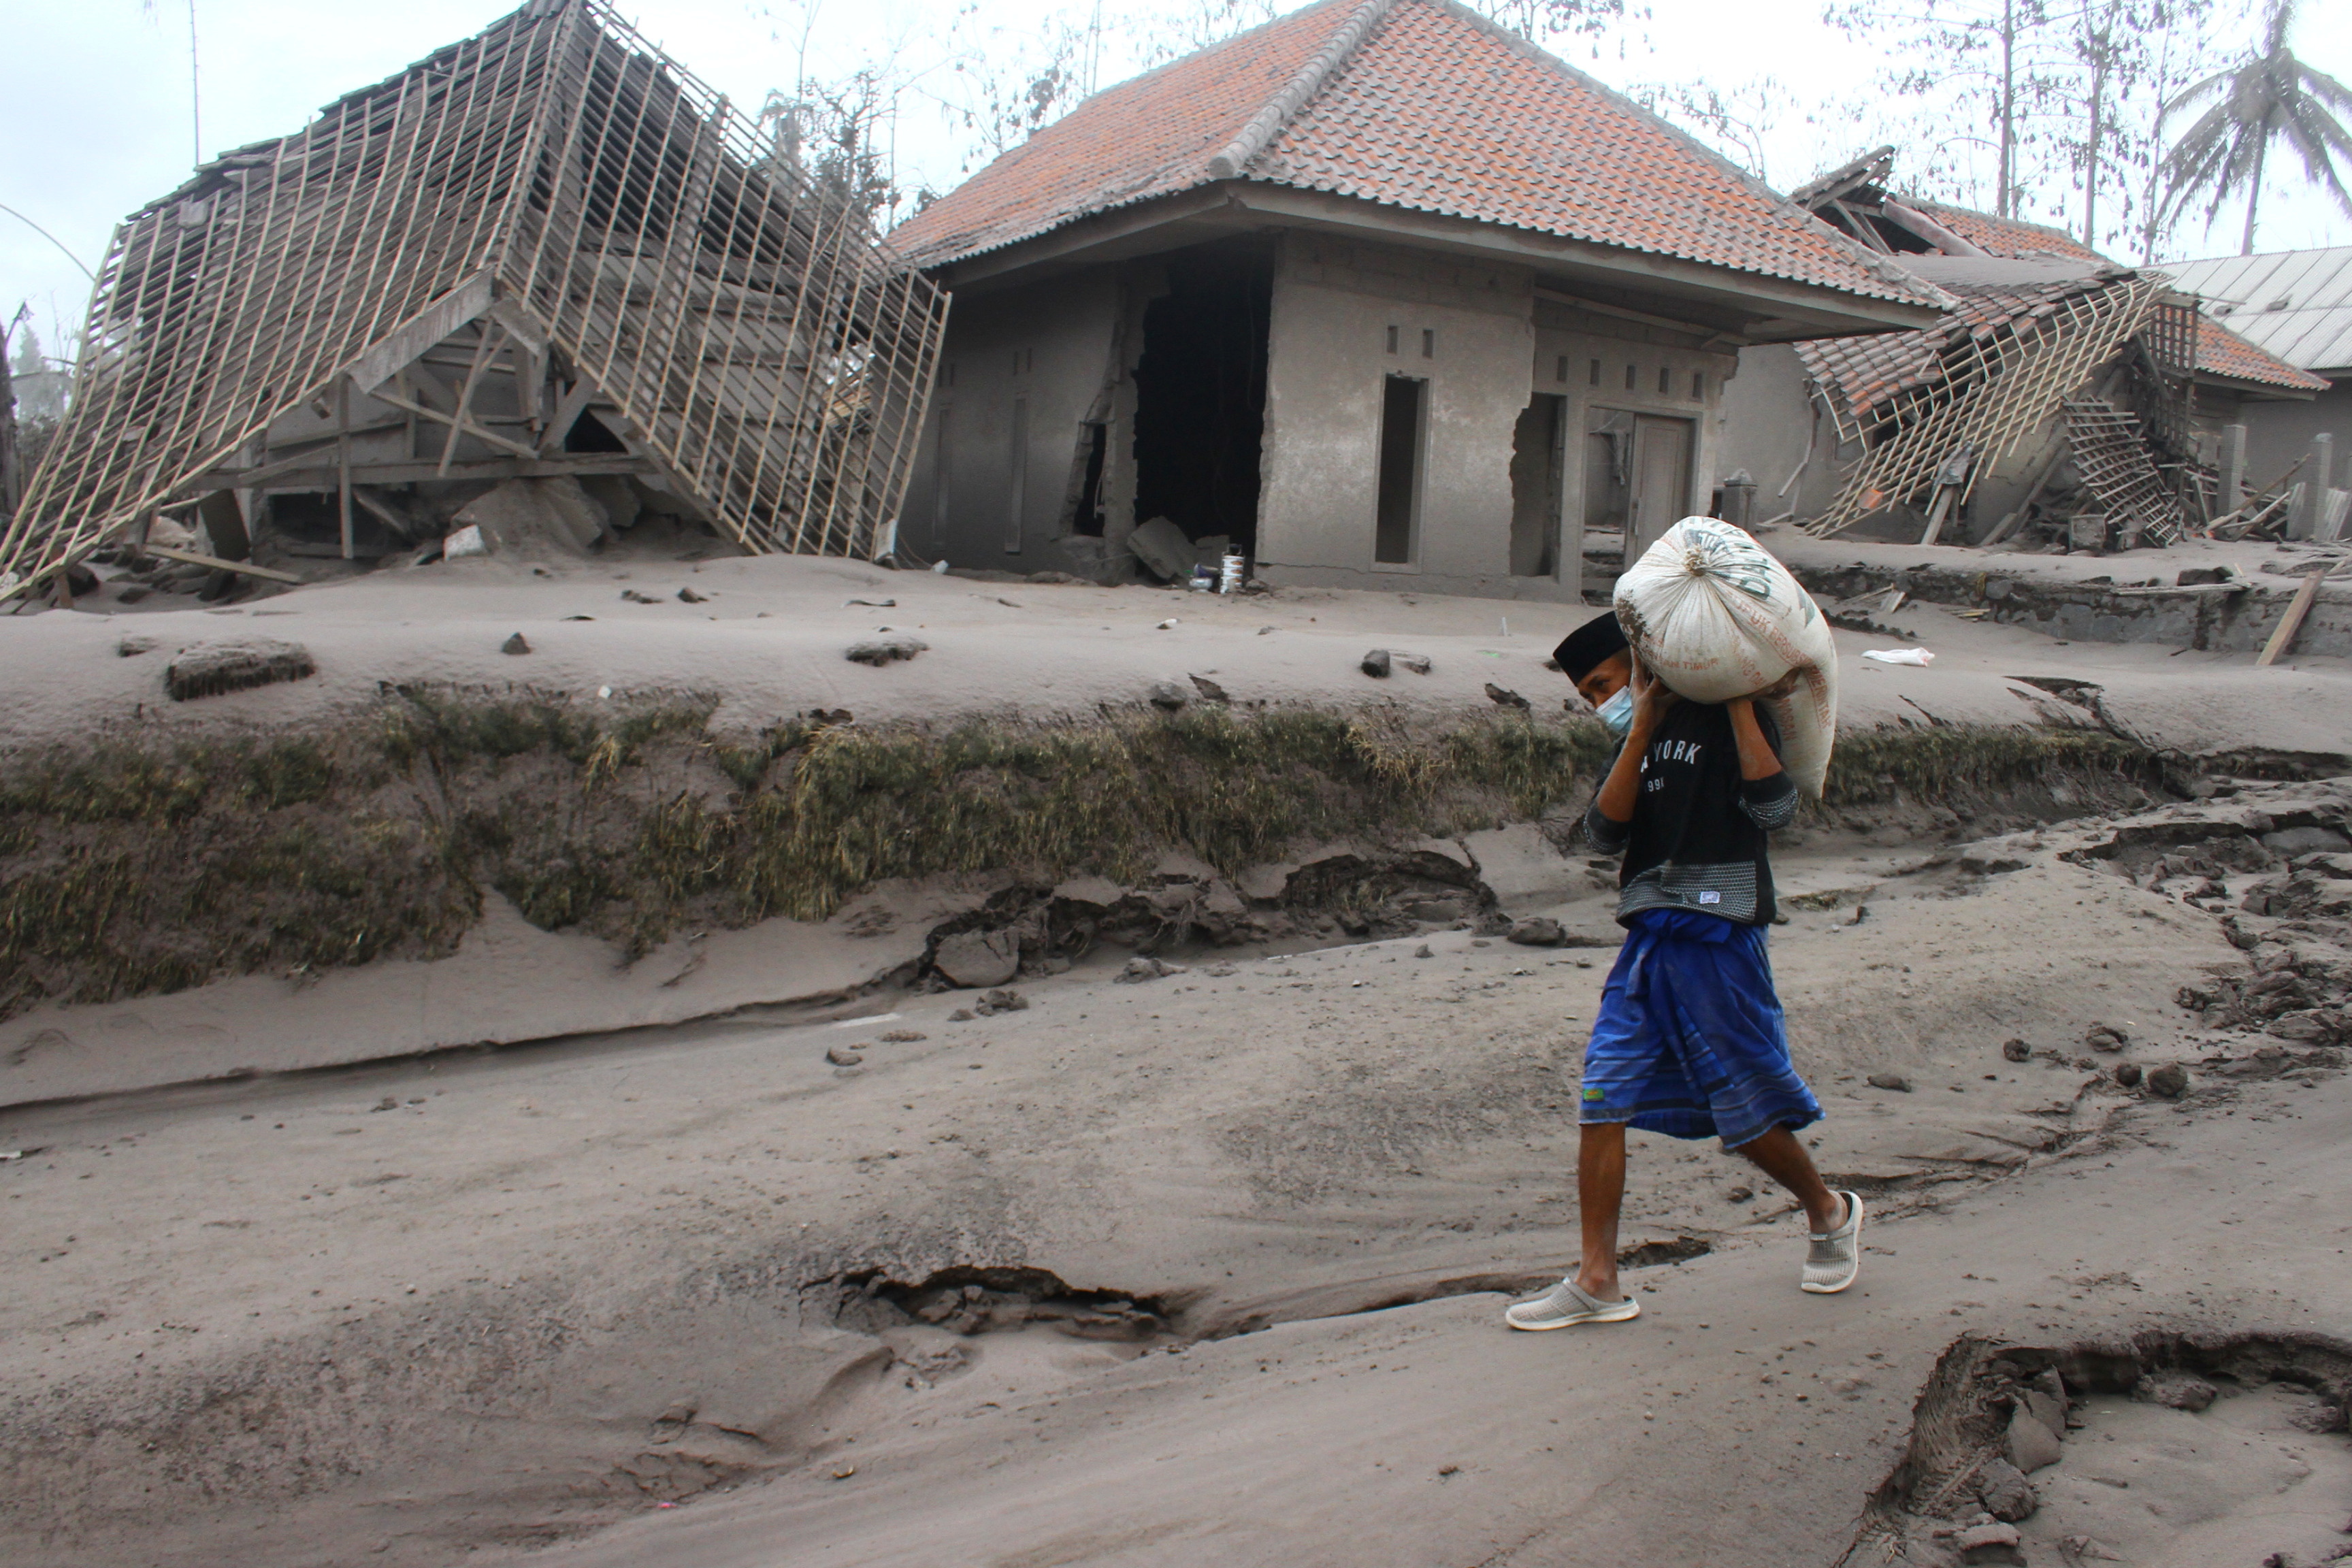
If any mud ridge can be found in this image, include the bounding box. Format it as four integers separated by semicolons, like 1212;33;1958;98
1842;1330;2352;1567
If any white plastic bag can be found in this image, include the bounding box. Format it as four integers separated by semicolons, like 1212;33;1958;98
1862;647;1935;666
442;523;488;559
1613;517;1839;798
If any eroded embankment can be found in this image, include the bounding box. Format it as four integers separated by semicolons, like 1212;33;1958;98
1788;555;2352;657
1;691;2186;1023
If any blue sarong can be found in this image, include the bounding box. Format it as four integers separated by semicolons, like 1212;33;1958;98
1577;907;1821;1148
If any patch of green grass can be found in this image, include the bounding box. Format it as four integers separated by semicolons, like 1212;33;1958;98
0;696;2194;1017
1820;727;2158;806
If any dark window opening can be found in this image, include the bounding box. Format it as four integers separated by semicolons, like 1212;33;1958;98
1132;237;1273;557
1555;355;1568;384
1386;325;1399;354
1067;420;1108;536
1375;374;1426;566
1421;328;1435;359
1658;365;1672;395
1692;370;1704;399
1510;392;1566;578
564;408;628;453
1588;358;1601;386
1624;363;1637;391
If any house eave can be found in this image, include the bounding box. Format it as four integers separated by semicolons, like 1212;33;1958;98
921;181;1946;341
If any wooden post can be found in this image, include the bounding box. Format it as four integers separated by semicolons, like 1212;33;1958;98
438;323;504;477
1920;485;1956;545
337;377;355;560
2219;423;2247;513
2257;570;2327;666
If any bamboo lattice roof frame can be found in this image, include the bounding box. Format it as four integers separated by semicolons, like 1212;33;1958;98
1803;274;2168;538
0;0;946;597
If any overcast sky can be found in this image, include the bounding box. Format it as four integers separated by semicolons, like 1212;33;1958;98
7;0;2349;371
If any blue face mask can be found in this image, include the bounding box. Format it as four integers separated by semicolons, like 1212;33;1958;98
1595;686;1635;737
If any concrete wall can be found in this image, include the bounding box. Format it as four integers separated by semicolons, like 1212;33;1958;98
2238;380;2351;495
1256;234;1540;596
1712;344;1830;519
1255;233;1733;602
1536;296;1737;566
900;270;1124;574
909;229;1742;598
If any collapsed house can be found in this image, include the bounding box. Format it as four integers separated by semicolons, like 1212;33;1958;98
1714;148;2333;551
886;0;1946;599
0;0;945;603
2163;246;2352;517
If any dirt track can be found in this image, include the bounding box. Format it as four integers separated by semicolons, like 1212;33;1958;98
6;781;2349;1567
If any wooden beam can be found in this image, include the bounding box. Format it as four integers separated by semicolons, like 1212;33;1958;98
344;272;492;395
337;378;355;561
348;486;416;538
179;455;648;493
438;322;505;477
2257;570;2328;666
144;544;305;583
538;376;600;457
366;385;541;460
1920;485;1956;545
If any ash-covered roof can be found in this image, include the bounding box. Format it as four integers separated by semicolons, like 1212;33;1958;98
2191;315;2332;393
891;0;1946;312
2163;248;2352;376
1797;277;2118;419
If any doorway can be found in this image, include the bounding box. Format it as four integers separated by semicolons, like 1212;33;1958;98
1583;408;1693;567
1509;393;1566;577
1375;374;1426;566
1131;238;1273;557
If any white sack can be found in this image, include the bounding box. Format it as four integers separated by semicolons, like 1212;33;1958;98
1612;517;1839;798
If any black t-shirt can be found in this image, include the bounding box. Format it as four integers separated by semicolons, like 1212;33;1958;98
1583;700;1798;926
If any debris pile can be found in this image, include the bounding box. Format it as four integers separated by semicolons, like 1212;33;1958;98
0;0;943;603
1783;147;2333;554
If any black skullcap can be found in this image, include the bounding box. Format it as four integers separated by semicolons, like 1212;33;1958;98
1553;610;1629;683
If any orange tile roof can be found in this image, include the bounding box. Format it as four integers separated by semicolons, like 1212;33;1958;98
890;0;1351;266
1908;200;2108;263
1796;278;2111;419
892;0;1942;310
2193;316;2330;392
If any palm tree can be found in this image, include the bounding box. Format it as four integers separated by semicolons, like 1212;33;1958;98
2159;0;2352;255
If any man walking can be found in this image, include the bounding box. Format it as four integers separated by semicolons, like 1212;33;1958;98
1506;610;1861;1330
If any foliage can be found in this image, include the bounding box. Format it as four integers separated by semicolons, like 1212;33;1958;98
0;691;2197;1019
2160;0;2352;253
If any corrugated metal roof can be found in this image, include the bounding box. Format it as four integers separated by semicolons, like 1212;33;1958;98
2161;248;2352;374
891;0;1947;312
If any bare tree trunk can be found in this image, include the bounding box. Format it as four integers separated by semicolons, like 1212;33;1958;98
1999;0;2018;216
0;325;19;521
2241;132;2266;255
2083;23;2110;247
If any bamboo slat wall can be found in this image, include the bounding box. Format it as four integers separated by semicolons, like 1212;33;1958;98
1807;274;2167;538
0;0;945;596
